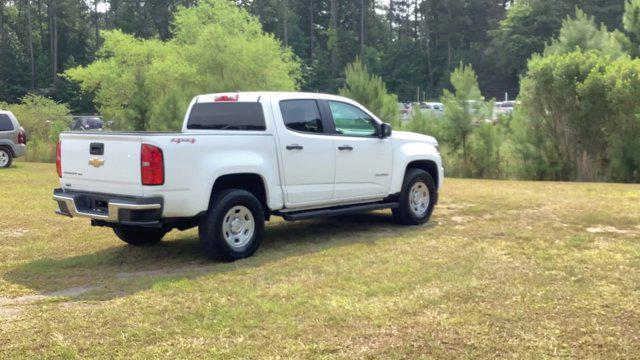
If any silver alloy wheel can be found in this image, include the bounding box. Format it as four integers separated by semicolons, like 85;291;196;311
409;181;430;217
222;205;255;249
0;149;9;168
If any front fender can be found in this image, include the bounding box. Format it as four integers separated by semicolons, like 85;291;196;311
390;142;443;194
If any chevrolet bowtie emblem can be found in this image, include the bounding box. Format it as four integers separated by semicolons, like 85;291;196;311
89;157;105;168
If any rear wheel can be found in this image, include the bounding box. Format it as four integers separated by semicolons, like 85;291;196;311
113;225;167;246
393;169;437;225
0;148;13;168
199;189;265;261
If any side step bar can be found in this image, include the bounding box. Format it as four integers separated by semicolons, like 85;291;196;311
279;202;398;221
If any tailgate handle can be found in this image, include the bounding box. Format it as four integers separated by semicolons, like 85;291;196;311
90;143;104;155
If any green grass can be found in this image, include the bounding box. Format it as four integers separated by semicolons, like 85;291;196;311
1;162;639;358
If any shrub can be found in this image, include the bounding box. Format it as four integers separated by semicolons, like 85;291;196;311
406;106;443;139
0;95;72;163
440;63;494;177
517;51;640;182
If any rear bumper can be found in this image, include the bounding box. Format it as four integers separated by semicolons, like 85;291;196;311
53;188;163;226
12;143;26;158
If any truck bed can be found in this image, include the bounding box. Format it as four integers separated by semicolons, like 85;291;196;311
58;130;282;218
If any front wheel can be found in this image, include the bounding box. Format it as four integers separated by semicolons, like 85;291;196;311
0;148;13;168
198;189;265;261
113;225;167;246
393;169;437;225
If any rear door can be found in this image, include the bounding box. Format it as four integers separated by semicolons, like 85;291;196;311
60;134;144;196
273;99;335;207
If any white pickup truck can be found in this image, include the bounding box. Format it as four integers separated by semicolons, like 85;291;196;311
53;92;443;260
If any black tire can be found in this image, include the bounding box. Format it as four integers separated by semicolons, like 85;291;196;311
0;147;13;169
113;225;167;246
393;168;437;225
198;189;265;261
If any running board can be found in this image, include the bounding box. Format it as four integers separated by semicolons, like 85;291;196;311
279;202;398;221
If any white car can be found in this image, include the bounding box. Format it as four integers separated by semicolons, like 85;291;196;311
398;102;413;122
53;92;443;261
496;101;516;115
419;102;445;117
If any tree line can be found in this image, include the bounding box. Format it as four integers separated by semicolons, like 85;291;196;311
1;0;638;182
0;0;629;109
402;1;640;183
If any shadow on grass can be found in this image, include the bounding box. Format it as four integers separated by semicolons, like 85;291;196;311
4;212;434;301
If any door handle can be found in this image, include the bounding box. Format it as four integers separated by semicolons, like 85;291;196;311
286;144;304;150
338;145;353;151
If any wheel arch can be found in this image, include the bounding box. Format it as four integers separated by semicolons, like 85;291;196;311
209;173;270;220
0;142;15;157
405;160;440;189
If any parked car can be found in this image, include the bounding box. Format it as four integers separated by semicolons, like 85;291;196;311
53;92;443;261
491;101;518;123
419;102;445;117
398;102;413;121
71;116;104;131
0;110;27;168
496;101;516;115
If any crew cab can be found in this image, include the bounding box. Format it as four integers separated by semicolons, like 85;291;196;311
53;92;443;261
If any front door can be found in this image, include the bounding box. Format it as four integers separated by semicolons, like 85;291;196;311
327;101;393;201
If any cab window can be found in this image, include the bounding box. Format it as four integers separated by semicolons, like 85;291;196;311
0;114;14;132
328;101;377;137
280;100;324;134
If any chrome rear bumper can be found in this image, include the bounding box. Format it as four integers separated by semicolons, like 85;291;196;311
53;188;163;225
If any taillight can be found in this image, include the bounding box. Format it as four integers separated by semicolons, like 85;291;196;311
56;140;62;178
214;94;239;102
141;144;164;186
17;131;26;145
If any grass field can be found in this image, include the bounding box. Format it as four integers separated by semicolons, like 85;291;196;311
1;162;639;358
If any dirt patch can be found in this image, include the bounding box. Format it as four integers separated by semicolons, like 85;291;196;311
0;285;97;321
0;228;29;239
0;306;23;320
437;203;474;216
586;226;638;235
0;294;47;306
47;285;98;297
116;267;202;279
450;216;475;224
0;295;44;321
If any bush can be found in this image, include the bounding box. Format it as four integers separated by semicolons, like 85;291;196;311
517;51;640;182
469;123;504;179
406;106;443;139
440;63;494;177
0;95;72;163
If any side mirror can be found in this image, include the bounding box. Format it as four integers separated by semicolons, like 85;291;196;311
379;123;392;139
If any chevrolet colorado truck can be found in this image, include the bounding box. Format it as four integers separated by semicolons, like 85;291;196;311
53;92;443;261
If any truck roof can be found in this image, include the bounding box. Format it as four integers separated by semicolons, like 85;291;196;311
195;92;356;104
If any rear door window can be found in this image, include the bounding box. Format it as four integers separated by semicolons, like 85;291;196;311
280;100;324;134
187;102;266;130
0;114;14;131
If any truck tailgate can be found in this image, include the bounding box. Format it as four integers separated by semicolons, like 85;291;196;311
60;133;144;196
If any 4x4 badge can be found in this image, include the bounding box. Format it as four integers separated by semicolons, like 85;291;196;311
89;157;105;168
